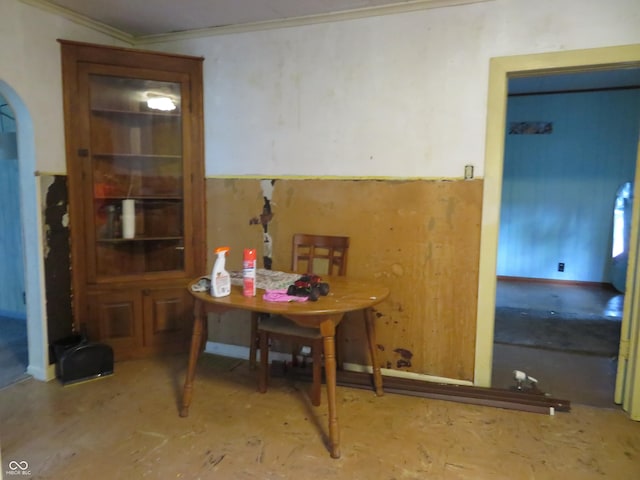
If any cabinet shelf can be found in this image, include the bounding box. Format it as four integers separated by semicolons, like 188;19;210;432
97;236;184;243
92;108;181;118
95;195;183;201
92;153;182;160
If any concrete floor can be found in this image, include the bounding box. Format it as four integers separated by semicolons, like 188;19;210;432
495;280;624;319
492;280;623;408
1;353;640;479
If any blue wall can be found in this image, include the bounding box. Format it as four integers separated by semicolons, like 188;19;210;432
0;94;25;317
498;89;640;283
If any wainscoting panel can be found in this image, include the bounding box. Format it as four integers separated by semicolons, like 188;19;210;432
206;178;483;381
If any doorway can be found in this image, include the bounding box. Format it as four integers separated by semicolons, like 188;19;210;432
490;75;640;407
474;44;640;419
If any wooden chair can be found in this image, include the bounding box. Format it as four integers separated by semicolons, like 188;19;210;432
254;233;349;406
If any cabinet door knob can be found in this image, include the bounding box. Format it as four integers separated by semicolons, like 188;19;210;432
78;148;89;157
142;289;151;296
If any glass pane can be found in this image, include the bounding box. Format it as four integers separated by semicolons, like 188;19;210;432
88;74;185;278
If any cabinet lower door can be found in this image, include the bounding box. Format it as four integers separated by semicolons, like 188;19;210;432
87;287;192;359
142;287;192;352
87;290;143;357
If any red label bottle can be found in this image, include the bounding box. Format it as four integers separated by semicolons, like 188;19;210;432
242;248;257;297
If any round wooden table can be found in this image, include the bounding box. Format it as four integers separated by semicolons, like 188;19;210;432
180;275;390;458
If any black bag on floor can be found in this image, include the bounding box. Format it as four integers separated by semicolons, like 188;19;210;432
53;335;114;385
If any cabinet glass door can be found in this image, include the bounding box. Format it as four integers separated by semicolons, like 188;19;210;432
87;73;185;280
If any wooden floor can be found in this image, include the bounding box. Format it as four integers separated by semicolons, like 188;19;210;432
1;354;639;479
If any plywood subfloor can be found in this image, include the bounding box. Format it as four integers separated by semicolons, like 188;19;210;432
1;354;638;479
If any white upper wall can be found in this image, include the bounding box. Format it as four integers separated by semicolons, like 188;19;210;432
0;0;126;174
149;0;640;178
1;0;640;177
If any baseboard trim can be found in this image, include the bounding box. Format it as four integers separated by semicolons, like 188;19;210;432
205;341;473;386
26;363;55;382
342;362;473;386
497;276;612;288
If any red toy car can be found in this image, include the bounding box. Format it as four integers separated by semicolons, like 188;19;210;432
287;274;330;301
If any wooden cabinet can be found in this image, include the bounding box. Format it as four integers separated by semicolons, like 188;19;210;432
60;41;205;359
87;287;192;355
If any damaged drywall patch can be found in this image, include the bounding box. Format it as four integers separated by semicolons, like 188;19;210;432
394;347;413;369
42;175;73;359
249;179;276;269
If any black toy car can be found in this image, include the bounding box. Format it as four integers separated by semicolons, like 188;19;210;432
287;274;330;301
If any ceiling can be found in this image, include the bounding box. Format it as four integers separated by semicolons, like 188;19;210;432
42;0;441;37
29;0;640;93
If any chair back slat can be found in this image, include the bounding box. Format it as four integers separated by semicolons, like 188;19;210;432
291;233;349;276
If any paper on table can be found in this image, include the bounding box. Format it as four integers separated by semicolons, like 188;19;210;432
230;269;300;291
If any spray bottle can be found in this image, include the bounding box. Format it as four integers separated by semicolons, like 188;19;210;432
242;248;257;297
211;246;231;297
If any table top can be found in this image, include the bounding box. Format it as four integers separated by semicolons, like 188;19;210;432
188;275;390;317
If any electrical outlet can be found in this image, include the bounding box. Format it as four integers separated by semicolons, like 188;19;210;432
558;262;565;272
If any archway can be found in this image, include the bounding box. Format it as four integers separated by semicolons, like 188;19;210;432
0;80;49;381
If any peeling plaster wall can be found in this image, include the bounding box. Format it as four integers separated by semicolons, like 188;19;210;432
40;175;73;360
206;178;482;381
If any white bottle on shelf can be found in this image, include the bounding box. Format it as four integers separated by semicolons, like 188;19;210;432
122;199;135;239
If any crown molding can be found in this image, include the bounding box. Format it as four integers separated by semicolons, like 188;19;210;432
22;0;491;46
135;0;492;45
20;0;135;44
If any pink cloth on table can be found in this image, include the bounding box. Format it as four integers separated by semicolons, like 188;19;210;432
263;289;308;303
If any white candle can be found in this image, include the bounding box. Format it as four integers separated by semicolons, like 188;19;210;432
122;199;135;239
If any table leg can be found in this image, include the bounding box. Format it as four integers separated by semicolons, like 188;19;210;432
180;300;204;417
321;320;340;459
200;313;208;353
364;307;384;397
249;312;259;369
258;329;269;393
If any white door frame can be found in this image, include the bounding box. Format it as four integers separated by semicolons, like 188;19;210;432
0;80;50;381
474;44;640;418
615;139;640;416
